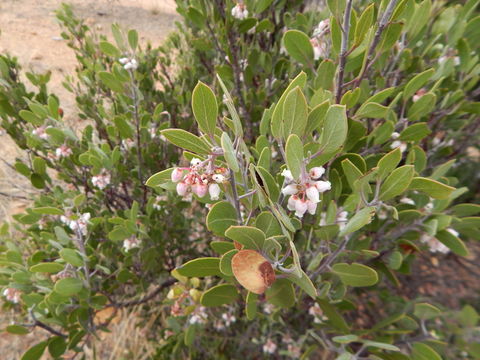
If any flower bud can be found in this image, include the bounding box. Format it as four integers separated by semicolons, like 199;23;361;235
119;57;129;64
212;174;225;183
282;184;298;196
306;185;320;203
314;180;331;193
447;228;459;237
294;199;308;218
192;183;208;198
190;158;202;167
176;182;189;196
281;169;294;182
171;168;184;182
307;200;317;215
287;195;297;211
309;166;325;180
208;183;221;200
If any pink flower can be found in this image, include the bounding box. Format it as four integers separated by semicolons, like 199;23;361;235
3;288;21;303
314;180;331;193
295;199;308;218
282;184;298;196
171;168;184;182
307;200;317;215
309;166;325;180
55;144;73;158
263;339;277;354
176;182;189;197
287;195;297;211
306;185;320;203
192;183;208;198
91;170;111;189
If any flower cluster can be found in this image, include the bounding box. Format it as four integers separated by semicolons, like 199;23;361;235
420;234;450;254
311;19;330;60
61;212;90;236
92;169;111;190
390;131;407;153
263;338;277;354
32;126;49;140
281;167;331;218
55;144;73;158
2;287;21;303
171;158;228;201
231;3;248;20
214;312;237;330
119;57;138;70
308;302;324;324
123;236;141;252
189;306;208;325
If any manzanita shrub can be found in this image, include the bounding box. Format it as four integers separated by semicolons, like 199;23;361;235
1;0;480;359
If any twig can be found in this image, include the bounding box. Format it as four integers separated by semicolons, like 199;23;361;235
112;278;176;307
335;0;354;103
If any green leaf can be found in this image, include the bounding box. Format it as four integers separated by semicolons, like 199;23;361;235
362;340;400;352
451;203;480;217
207;201;238;236
99;41;120;57
48;336;67;358
200;284;238;307
414;302;441;320
356;102;389;119
379;165;414;200
436;229;469;256
265;278;295;308
21;341;48;360
412;343;441;360
225;226;265;252
315;60;336;90
98;71;125;93
286;270;317;299
221;132;239;172
355;4;375;45
341;159;363;189
283;30;314;66
54;277;83;296
216;75;243;136
332;263;379;287
184;324;196;347
409;177;455;199
283;87;308;137
161;129;211;154
333;335;359;344
319;105;348;154
30;262;64;273
31;207;63;216
399;123;431;142
145;168;173;187
377;148;402;180
403;69;435;100
210;241;235;255
407;93;436;121
255;212;282;238
176;257;221;277
246;292;258;320
339;207;375;236
316;299;350;332
219;249;238;276
192;81;218;136
127;29;138;50
6;325;30;335
271;72;307;138
285;134;304;180
59;249;84;267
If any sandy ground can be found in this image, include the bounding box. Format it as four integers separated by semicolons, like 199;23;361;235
0;0;178;221
0;0;177;357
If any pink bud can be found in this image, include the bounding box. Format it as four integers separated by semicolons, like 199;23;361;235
176;182;189;196
287;195;297;211
314;181;331;193
208;183;221;200
309;166;325;180
282;184;298;196
192;183;208;198
295;199;308;218
307;200;317;215
171;168;184;182
306;186;320;203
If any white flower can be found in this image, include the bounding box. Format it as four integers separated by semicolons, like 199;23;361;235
221;313;236;326
425;202;434;211
176;182;189;197
400;197;415;205
282;184;298;196
123;236;141;251
91;170;111;190
288;344;302;358
311;38;328;60
312;19;330;37
391;132;400;139
390;140;407;153
212;174;225;183
55;145;73;158
3;288;21;303
121;138;135;149
306;185;320;203
287;195;297;211
263;303;274;314
121;57;138;70
119;57;129;64
231;3;248;20
447;228;459;237
69;212;90;236
295;199;308;218
263;339;277;354
189;306;208;324
190;158;202;167
314;180;331;193
32;126;49;140
307;200;317;215
309;166;325;180
337;211;348;223
208;183;221;200
420;234;450;254
281;169;294;183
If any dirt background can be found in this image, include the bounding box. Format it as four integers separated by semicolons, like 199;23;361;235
0;0;177;357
